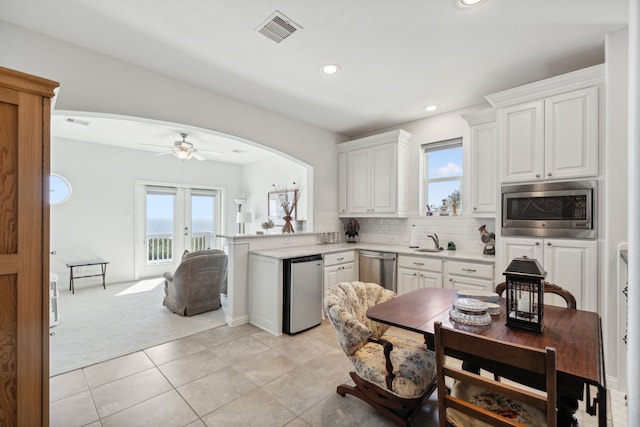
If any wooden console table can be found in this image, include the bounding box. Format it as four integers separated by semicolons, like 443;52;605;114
66;260;109;294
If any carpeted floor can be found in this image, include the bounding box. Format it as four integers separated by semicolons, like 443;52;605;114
49;277;226;376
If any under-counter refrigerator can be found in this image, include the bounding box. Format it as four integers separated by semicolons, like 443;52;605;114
283;254;323;334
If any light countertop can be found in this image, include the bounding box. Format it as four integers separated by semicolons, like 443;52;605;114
250;242;495;264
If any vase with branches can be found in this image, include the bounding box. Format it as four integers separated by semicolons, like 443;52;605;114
272;181;302;233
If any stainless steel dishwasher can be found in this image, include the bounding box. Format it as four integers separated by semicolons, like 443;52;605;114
358;250;397;292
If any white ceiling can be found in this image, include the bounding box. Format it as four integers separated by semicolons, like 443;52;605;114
51;113;278;165
0;0;629;157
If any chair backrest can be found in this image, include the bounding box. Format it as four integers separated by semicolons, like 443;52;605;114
176;250;228;291
323;281;396;356
434;321;556;427
495;281;577;310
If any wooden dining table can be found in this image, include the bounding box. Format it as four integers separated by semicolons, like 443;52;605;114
366;287;607;427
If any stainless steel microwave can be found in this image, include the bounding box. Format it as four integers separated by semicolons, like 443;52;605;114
501;180;596;238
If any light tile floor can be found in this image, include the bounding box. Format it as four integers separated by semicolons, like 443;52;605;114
50;320;625;427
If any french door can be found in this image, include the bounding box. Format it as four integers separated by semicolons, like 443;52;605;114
136;183;220;279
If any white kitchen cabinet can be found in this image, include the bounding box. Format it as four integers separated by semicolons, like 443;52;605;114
337;129;410;217
498;237;597;311
462;108;497;216
487;65;603;184
248;254;282;335
445;260;495;293
323;250;357;294
337;151;348;215
397;255;443;295
544;87;599;180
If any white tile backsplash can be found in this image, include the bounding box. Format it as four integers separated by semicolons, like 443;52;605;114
355;216;496;252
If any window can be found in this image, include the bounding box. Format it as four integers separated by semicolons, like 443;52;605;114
49;174;72;205
422;138;463;215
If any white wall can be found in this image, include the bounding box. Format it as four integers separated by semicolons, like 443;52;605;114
241;156;312;234
603;29;629;392
50;138;245;284
0;21;345;229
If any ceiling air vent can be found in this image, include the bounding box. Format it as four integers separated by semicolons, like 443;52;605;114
257;11;301;43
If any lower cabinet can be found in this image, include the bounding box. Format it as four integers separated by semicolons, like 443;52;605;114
323;250;357;294
397;255;443;295
248;254;282;335
445;260;495;292
498;237;597;311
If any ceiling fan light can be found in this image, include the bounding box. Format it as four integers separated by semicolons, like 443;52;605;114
175;149;193;160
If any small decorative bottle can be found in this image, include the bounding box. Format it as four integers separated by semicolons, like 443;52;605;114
440;199;449;216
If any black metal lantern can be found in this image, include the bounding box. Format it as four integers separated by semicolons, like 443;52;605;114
503;256;546;332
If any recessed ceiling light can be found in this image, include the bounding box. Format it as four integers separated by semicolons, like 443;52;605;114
322;64;340;75
457;0;487;8
424;105;438;112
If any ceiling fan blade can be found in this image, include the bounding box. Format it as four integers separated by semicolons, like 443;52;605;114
141;142;171;148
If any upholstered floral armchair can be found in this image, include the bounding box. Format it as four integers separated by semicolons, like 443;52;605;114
324;281;438;426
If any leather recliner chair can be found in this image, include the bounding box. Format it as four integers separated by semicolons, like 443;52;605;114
163;249;227;316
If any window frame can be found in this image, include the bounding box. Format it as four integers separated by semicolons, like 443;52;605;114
421;138;463;216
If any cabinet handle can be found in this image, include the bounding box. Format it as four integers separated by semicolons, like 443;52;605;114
413;262;424;266
462;268;477;273
449;278;453;282
547;242;552;246
535;242;540;246
548;172;552;177
535;173;541;178
473;207;477;211
413;273;418;276
337;257;344;261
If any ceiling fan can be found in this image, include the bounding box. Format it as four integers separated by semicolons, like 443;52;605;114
167;133;205;161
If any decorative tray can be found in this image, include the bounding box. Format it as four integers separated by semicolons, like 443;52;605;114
456;290;499;303
450;298;492;326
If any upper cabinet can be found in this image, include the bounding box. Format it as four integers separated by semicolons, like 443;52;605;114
487;65;603;184
462;108;497;216
337;129;411;217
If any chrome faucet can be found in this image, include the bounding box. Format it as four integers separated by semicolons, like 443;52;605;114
427;233;440;250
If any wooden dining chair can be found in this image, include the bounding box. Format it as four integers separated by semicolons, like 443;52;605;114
434;321;557;427
495;281;577;309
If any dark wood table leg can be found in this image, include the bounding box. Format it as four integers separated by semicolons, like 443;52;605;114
557;395;579;426
69;266;75;294
101;263;107;289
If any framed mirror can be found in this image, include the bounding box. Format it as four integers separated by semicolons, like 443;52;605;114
268;189;298;225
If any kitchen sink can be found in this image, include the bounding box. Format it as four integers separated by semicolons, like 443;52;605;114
414;248;444;253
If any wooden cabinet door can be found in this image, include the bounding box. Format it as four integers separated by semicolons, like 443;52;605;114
419;271;443;289
337;262;356;283
323;265;340;294
337;151;348;215
543;239;597;311
470;121;497;215
0;67;58;427
370;143;396;213
347;147;371;214
397;267;420;295
544;87;599;180
499;101;544;183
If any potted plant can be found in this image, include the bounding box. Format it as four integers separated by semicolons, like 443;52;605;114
343;218;360;243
